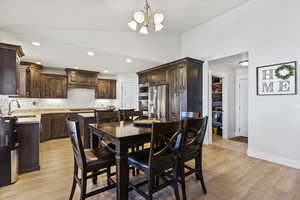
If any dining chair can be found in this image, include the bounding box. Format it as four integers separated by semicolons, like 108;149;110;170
94;110;138;176
180;111;201;120
127;121;185;200
132;110;145;120
181;116;208;195
66;119;116;200
119;109;135;121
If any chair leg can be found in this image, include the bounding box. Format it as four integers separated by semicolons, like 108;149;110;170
107;166;111;185
171;168;180;200
179;163;187;200
69;162;78;200
131;146;136;176
69;177;77;200
195;157;207;194
92;170;98;185
148;174;154;200
155;175;160;188
80;174;87;200
136;145;141;175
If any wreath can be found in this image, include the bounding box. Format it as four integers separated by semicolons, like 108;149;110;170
275;64;295;80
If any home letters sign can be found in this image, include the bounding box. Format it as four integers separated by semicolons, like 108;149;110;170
257;61;297;95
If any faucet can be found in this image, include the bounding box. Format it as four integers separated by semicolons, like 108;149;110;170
8;100;21;115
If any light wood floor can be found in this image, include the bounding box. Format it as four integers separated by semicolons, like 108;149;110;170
212;134;248;154
1;138;300;200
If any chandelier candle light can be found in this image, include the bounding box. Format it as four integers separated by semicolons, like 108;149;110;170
128;0;164;34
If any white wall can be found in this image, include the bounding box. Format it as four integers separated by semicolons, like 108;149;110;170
182;0;300;168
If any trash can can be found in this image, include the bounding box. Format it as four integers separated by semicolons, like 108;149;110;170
10;143;19;184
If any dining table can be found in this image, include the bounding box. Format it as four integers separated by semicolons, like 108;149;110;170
89;121;152;200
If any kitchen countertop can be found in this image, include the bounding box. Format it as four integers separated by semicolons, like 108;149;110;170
78;113;96;118
17;117;40;124
5;107;111;124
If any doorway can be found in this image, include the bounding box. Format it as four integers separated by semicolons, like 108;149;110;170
207;52;249;153
211;76;224;142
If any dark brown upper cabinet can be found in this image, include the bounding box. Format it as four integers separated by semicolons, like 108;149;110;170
65;68;99;89
95;79;116;99
0;43;24;95
137;57;203;120
40;74;67;98
17;61;42;98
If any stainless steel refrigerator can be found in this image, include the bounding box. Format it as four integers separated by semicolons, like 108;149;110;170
148;85;168;120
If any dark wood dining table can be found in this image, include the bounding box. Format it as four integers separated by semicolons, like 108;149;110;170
89;121;152;200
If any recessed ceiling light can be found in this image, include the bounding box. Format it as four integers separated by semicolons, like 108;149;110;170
35;61;42;65
32;42;41;46
87;51;95;56
126;58;132;63
104;70;109;73
239;60;249;67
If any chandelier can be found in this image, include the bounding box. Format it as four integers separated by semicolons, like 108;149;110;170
128;0;164;34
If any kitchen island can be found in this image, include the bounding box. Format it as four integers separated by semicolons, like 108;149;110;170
8;108;106;174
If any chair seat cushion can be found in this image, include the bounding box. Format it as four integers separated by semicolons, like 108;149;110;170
85;146;115;171
128;148;176;172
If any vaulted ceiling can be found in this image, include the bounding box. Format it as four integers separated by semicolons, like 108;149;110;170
0;0;251;74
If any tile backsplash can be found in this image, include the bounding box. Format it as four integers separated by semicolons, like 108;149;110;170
0;88;119;113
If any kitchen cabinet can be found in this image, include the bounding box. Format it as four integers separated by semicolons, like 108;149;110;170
40;112;90;142
138;73;148;84
95;79;116;99
65;68;99;89
40;113;67;141
17;123;40;173
148;70;168;85
168;63;187;90
177;64;187;90
51;114;68;138
16;62;42;98
0;43;24;95
40;74;67;98
40;116;52;142
137;57;203;120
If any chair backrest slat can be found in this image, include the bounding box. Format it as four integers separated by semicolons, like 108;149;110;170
149;121;183;167
66;119;87;170
182;116;208;149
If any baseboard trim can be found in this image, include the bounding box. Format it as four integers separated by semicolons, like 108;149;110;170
247;149;300;170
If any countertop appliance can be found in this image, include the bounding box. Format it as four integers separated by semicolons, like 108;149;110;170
0;116;18;187
148;84;168;120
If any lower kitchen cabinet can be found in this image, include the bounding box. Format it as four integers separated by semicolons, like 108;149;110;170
40;116;52;142
51;114;68;139
17;123;40;173
40;113;68;142
40;113;84;142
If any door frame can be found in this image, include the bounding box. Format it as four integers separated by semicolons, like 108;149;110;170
208;71;229;143
235;75;248;137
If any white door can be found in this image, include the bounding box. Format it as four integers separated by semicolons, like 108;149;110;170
121;82;138;109
238;79;248;137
